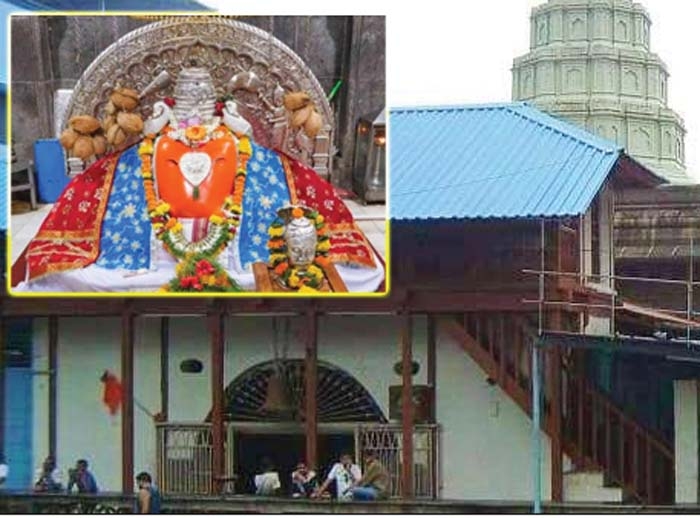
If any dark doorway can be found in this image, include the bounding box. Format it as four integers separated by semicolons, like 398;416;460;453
234;431;354;495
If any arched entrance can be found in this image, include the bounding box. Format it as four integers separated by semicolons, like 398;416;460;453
222;359;386;494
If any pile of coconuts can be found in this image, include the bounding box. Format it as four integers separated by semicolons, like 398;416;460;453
59;87;144;161
283;92;323;138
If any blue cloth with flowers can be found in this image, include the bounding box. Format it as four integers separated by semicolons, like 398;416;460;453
237;143;292;269
95;146;151;270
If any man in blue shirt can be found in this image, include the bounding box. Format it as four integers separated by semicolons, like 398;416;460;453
67;459;98;494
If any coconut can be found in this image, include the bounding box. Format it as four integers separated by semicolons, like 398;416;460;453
106;124;127;146
59;128;79;149
92;134;108;156
117;112;144;135
103;115;117;131
69;115;102;135
113;127;127;147
73;135;95;160
283;91;310;112
303;111;323;138
104;101;116;116
110;87;140;111
291;104;313;128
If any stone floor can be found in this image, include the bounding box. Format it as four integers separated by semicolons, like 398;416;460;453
9;201;387;264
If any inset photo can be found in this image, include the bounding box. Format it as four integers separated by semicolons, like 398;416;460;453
8;14;387;295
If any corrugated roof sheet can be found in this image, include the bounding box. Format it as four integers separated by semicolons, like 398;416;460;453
390;102;623;221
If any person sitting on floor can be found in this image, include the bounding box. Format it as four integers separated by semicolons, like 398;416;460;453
67;459;98;494
291;461;317;497
311;452;361;501
135;471;161;514
34;455;63;492
347;450;390;501
254;457;281;496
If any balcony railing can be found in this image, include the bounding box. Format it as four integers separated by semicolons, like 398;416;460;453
156;422;439;499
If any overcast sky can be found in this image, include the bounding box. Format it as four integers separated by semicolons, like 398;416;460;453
200;0;700;181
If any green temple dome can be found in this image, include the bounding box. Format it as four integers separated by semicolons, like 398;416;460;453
512;0;691;183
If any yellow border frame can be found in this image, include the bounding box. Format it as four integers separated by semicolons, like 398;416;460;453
4;11;391;299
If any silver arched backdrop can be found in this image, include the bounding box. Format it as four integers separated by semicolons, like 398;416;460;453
63;17;334;176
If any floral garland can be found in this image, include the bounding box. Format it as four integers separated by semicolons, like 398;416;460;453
138;125;252;261
267;207;331;290
163;254;243;293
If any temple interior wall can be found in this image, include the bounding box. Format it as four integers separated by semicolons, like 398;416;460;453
29;314;550;499
10;15;385;188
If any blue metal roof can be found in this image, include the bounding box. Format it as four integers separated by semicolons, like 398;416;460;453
390;102;624;221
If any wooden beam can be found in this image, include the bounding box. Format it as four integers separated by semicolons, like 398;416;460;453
160;317;169;421
210;310;225;494
121;309;135;495
304;310;318;470
400;311;414;498
1;290;548;317
48;316;58;459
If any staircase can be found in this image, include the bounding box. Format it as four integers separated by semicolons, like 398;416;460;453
441;313;675;504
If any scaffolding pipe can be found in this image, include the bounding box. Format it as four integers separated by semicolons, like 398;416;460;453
531;340;542;514
532;217;544;514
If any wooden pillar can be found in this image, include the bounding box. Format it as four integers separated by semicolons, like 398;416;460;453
304;310;318;470
400;311;414;498
426;314;437;499
48;316;58;458
160;317;169;420
121;310;135;494
210;310;225;494
549;310;564;503
427;315;436;421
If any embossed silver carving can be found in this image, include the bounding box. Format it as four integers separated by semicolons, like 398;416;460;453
172;66;217;122
179;151;212;187
63;17;335;177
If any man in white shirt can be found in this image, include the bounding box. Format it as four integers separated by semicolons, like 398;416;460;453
254;457;281;496
34;455;63;492
312;453;362;501
0;454;8;487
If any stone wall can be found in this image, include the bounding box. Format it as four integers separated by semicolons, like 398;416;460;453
10;15;385;188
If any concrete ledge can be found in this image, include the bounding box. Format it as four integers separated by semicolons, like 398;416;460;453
2;492;700;514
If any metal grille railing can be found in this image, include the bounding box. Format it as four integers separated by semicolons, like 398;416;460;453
355;424;439;499
157;422;439;498
155;423;235;495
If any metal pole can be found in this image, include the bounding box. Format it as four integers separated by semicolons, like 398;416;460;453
531;340;542;514
539;219;545;336
688;232;694;347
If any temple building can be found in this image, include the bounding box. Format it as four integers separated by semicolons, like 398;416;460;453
3;5;700;514
512;0;692;184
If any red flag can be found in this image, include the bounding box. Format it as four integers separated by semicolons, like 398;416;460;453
100;370;123;415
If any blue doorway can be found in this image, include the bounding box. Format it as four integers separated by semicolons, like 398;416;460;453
3;318;34;490
4;368;33;489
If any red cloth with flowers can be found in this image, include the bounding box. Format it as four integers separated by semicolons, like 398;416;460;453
25;154;119;280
